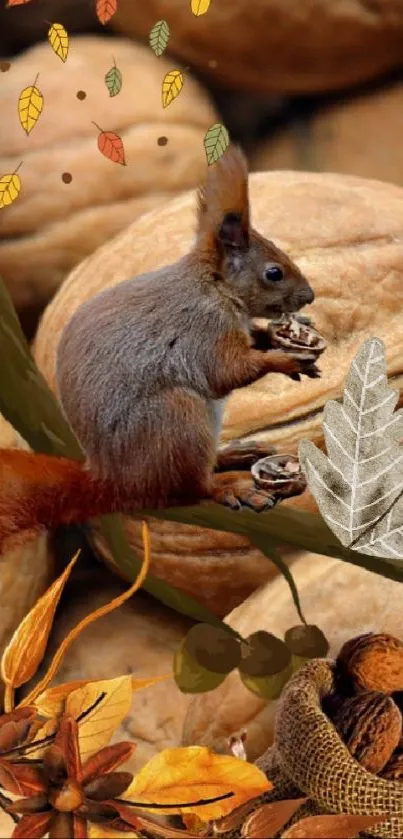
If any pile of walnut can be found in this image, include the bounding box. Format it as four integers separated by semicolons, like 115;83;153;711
324;633;403;780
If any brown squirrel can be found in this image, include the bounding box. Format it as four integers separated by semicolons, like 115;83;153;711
0;145;316;555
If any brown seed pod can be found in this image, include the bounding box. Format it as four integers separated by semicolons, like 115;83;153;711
336;633;403;695
332;691;402;775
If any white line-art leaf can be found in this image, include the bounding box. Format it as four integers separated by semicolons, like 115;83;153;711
299;338;403;559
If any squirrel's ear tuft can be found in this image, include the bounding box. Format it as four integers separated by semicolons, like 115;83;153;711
196;144;250;253
218;211;249;250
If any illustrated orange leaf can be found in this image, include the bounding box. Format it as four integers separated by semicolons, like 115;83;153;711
92;122;126;165
34;680;91;718
0;759;44;796
6;0;36;5
11;813;52;839
22;522;151;706
96;0;117;25
242;799;307;838
80;741;136;785
281;813;389;838
1;551;79;697
124;746;271;822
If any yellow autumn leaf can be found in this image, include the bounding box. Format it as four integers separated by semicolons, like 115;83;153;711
162;69;184;108
18;75;43;135
48;22;69;62
65;675;133;760
23;716;58;760
89;827;139;839
124;746;272;821
1;551;79;703
0;166;22;209
34;673;169;719
191;0;211;15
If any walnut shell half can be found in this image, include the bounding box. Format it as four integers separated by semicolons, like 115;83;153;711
332;691;402;775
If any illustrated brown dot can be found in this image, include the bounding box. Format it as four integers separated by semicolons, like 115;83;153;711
157;136;168;146
0;62;11;73
62;172;72;184
76;90;87;100
208;59;218;69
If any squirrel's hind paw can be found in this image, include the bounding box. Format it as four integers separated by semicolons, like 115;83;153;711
211;472;276;513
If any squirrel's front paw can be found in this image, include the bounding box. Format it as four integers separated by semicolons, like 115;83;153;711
211;472;276;513
285;352;321;381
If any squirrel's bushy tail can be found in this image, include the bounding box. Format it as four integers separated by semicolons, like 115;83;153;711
0;449;116;555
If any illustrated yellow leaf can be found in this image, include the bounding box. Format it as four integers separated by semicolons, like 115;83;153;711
124;746;271;821
48;22;69;62
23;716;58;760
65;675;133;760
1;551;79;696
191;0;211;15
204;123;230;165
89;827;139;839
34;673;169;719
149;20;170;57
162;69;184;108
18;74;44;135
22;522;151;706
0;164;22;209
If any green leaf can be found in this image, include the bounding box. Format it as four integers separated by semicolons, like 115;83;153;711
150;500;403;584
149;20;170;57
105;62;123;97
0;278;237;633
204;123;230;165
174;638;226;694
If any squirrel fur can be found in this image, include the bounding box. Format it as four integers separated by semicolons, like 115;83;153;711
0;145;315;555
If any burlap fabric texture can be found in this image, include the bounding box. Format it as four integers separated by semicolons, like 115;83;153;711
214;659;403;838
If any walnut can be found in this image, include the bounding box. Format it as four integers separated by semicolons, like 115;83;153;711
381;748;403;781
336;633;403;695
251;314;326;358
332;691;402;775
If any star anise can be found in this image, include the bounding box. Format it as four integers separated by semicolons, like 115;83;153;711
5;714;136;838
0;706;42;817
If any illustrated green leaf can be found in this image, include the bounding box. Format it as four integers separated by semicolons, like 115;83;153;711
300;338;403;560
174;639;226;694
204;123;230;165
149;20;170;57
105;62;122;97
239;665;292;700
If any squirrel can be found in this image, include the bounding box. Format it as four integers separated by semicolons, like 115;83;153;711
0;144;316;556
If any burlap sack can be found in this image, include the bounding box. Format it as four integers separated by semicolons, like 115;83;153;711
228;660;403;839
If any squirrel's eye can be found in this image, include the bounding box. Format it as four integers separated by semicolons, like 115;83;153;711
263;264;284;283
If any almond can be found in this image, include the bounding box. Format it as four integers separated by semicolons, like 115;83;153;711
332;691;402;774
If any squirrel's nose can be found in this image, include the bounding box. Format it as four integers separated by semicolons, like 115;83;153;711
304;286;315;305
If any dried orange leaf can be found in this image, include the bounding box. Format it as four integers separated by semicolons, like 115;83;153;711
81;741;136;785
11;813;52;838
124;746;271;821
89;826;139;839
23;522;151;705
1;551;79;691
281;813;389;838
24;717;58;759
242;799;307;838
0;759;44;795
96;0;117;24
66;675;133;760
6;0;35;4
